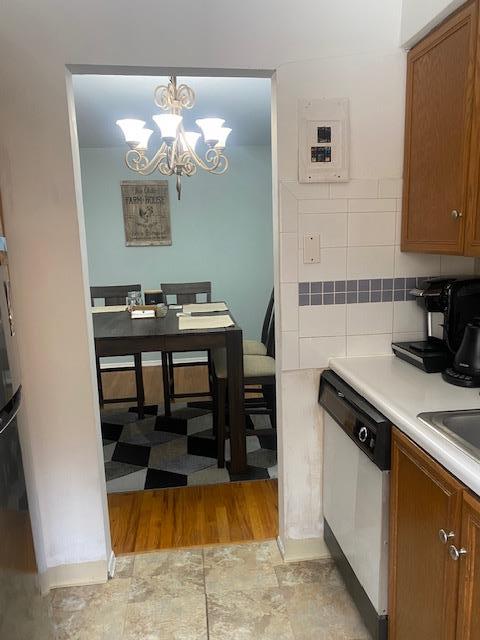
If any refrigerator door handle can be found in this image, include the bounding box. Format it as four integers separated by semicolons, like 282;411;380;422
0;385;21;436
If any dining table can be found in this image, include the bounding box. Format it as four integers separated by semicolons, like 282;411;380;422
92;306;247;474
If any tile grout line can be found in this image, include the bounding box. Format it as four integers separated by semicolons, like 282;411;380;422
202;547;211;640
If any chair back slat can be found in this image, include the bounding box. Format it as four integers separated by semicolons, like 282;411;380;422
90;284;141;306
266;313;275;358
261;289;275;345
161;282;212;305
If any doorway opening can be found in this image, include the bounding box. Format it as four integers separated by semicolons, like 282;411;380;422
70;69;278;552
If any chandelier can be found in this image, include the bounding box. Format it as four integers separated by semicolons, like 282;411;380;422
116;76;231;200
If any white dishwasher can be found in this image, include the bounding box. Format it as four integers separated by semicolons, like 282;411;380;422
319;370;391;640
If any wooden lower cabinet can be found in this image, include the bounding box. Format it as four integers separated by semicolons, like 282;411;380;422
389;428;463;640
389;428;480;640
456;492;480;640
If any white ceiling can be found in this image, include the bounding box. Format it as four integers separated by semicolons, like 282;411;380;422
72;75;271;148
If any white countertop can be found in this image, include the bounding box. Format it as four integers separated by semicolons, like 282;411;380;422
329;355;480;495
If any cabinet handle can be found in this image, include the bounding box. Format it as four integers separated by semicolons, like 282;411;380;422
439;529;455;544
449;545;468;561
451;209;463;220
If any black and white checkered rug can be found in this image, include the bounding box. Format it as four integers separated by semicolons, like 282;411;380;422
102;404;277;493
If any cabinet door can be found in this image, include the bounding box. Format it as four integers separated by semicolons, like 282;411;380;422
456;491;480;640
401;2;477;254
464;8;480;257
389;428;463;640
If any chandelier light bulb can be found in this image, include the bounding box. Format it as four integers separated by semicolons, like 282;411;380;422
183;131;201;152
116;119;146;144
196;118;225;145
135;128;153;151
215;127;232;149
152;114;183;142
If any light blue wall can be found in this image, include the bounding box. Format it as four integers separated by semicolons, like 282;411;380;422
79;145;273;352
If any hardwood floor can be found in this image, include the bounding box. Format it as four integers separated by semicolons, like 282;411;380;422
108;479;278;555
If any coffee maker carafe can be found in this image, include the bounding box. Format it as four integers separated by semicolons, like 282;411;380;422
443;316;480;387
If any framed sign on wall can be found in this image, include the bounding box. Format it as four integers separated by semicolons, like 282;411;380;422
298;98;350;183
120;180;172;246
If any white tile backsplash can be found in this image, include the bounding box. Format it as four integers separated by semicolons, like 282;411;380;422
299;336;346;369
284;181;330;200
330;179;378;199
281;331;299;371
299;213;348;248
378;178;403;199
393;331;425;342
348;212;395;246
348;198;397;213
298;199;348;214
439;255;476;275
347;246;395;278
278;175;465;372
346;301;394;335
298;247;347;281
346;333;392;356
280;233;298;283
393;300;426;334
280;283;299;332
393;246;441;277
394;211;402;244
299;304;346;338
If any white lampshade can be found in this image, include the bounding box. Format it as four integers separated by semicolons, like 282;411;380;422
152;114;182;141
135;128;153;151
196;118;225;144
215;127;232;149
183;131;201;152
116;119;146;144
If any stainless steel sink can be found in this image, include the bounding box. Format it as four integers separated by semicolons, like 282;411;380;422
418;410;480;461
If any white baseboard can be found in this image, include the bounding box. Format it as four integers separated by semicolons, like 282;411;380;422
100;355;207;370
278;536;331;563
39;559;108;594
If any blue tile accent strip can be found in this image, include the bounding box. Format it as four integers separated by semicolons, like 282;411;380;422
298;277;433;306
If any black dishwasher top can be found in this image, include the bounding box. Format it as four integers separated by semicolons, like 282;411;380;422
319;369;392;471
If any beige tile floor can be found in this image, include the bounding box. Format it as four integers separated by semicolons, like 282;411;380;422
51;540;371;640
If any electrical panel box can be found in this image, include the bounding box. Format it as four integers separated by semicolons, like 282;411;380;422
298;98;349;183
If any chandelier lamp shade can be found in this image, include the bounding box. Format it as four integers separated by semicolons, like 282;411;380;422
116;77;232;199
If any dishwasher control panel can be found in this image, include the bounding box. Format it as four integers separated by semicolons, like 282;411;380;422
319;369;392;471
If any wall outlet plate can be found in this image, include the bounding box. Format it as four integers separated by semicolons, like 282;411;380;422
304;234;320;263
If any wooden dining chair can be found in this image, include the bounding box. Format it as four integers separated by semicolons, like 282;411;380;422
160;282;212;414
211;315;276;467
243;289;274;356
90;284;145;418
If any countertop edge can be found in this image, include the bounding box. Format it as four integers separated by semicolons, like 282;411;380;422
329;356;480;497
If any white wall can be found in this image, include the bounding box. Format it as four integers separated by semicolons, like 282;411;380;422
401;0;468;47
80;145;273;346
0;0;407;583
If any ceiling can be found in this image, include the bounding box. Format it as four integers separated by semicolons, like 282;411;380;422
72;75;271;148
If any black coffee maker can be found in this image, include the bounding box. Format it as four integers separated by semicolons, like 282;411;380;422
392;277;480;381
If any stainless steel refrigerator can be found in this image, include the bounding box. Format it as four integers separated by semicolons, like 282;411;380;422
0;263;54;639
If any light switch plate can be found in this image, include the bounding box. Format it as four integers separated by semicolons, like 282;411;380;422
304;234;320;263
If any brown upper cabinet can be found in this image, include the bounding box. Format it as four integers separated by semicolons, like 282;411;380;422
402;1;480;256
